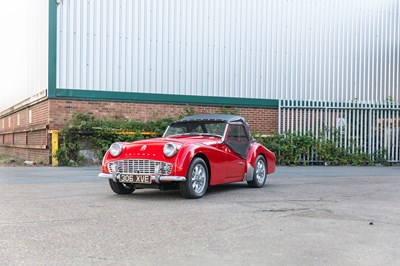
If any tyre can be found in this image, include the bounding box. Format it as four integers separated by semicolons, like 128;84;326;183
109;179;136;194
180;157;209;199
247;155;267;188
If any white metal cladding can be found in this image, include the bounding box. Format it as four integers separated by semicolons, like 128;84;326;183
56;0;399;104
0;0;48;112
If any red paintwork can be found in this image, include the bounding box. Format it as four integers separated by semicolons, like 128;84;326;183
101;135;276;185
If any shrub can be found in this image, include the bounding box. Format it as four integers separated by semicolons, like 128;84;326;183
56;111;386;166
56;113;175;166
254;129;383;166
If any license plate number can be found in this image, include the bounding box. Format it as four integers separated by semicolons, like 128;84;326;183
119;174;151;184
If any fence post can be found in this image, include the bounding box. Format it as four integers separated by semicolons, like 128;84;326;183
49;130;59;166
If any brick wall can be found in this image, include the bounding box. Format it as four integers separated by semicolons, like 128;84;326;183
0;100;49;133
0;98;279;164
0;146;49;164
0;100;50;164
48;99;278;134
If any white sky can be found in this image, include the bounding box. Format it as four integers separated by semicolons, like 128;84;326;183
0;2;28;111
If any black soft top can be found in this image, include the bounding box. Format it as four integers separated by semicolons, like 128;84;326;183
177;114;246;123
175;114;253;143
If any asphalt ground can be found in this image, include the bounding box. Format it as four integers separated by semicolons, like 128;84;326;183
0;166;399;266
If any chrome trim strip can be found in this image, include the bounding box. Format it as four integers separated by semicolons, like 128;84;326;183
220;123;229;143
98;173;186;183
159;176;186;182
98;173;112;178
162;126;170;137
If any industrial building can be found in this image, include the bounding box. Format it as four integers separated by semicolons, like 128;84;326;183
0;0;399;164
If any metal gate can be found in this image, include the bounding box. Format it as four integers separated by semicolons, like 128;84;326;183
278;100;400;163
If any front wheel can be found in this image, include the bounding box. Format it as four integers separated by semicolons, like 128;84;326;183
247;155;267;188
109;179;136;194
180;157;209;199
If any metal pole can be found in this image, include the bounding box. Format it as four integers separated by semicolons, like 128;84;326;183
49;130;59;167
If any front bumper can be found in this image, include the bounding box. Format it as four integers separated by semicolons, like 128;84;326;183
98;172;186;184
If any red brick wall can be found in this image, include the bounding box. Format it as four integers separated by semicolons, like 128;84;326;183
48;99;278;134
0;146;49;164
0;100;49;133
0;100;50;164
0;98;279;164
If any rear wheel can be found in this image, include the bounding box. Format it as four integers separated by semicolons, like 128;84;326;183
247;155;267;188
180;157;209;199
109;179;136;194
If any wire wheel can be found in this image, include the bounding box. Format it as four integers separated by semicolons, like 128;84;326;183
180;157;209;199
191;164;207;194
247;155;267;188
255;159;266;184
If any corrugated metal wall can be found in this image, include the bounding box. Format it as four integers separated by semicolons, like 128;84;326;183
57;0;399;162
269;0;400;163
57;0;399;104
0;0;48;113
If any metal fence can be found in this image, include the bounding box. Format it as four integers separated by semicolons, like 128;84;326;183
279;100;400;163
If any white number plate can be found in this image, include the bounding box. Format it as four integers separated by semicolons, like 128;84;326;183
119;174;152;184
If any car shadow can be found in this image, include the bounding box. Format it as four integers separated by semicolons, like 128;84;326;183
207;182;249;194
105;181;269;201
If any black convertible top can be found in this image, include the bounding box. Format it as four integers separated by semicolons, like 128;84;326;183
177;114;246;123
176;114;253;144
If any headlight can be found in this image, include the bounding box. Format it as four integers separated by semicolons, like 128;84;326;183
163;143;177;157
109;142;123;157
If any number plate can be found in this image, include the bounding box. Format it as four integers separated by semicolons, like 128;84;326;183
119;174;152;184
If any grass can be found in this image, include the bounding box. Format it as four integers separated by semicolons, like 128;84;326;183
0;154;25;166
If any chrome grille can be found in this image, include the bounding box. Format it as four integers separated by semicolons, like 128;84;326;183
108;160;173;175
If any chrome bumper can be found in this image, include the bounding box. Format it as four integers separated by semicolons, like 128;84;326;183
98;172;186;184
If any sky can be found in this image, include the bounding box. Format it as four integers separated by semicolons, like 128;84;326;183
0;1;46;112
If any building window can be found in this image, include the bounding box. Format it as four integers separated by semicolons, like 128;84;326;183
8;117;11;127
29;110;32;124
17;114;20;126
1;119;4;129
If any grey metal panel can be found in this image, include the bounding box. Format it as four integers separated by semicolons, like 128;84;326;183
57;0;399;105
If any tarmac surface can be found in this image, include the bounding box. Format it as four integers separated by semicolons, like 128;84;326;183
0;166;399;265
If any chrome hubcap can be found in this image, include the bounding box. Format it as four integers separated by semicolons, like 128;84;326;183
255;160;266;184
191;164;207;194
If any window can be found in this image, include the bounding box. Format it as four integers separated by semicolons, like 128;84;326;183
164;121;226;137
225;124;250;158
227;124;248;142
29;110;32;124
17;114;20;126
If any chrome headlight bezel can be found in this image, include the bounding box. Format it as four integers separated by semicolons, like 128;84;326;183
163;143;178;158
109;142;123;157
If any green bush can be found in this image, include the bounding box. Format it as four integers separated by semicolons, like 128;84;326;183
254;129;383;166
56;113;175;166
56;111;386;166
55;106;240;166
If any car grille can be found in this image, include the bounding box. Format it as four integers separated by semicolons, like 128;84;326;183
108;160;173;175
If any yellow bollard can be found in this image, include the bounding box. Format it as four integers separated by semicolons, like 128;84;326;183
49;130;59;167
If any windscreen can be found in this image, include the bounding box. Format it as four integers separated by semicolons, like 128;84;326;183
164;121;227;137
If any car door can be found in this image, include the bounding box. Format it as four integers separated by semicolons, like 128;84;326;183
223;123;249;181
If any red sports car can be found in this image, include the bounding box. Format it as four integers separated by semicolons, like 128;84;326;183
99;114;276;198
